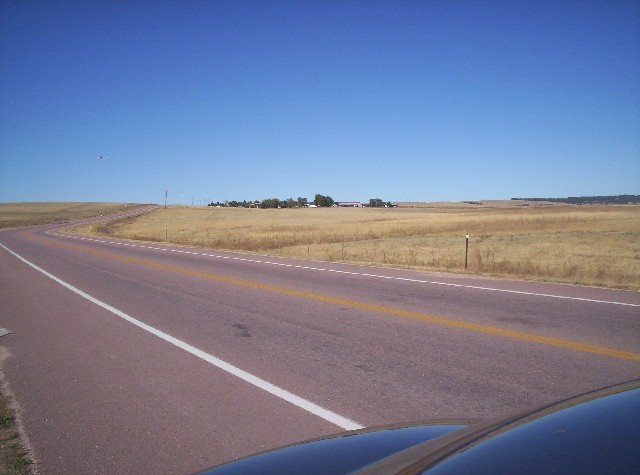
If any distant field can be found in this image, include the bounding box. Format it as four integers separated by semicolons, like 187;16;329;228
71;202;640;290
0;202;136;229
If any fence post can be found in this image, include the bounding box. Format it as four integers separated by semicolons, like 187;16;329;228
465;233;469;269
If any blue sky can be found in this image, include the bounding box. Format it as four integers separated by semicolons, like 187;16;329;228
1;1;638;204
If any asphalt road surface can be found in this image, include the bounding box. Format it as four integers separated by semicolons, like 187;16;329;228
1;208;638;473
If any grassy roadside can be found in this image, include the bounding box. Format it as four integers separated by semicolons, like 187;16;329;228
71;202;640;290
0;351;33;475
0;392;32;475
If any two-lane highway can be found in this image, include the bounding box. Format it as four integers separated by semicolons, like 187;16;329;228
1;212;638;473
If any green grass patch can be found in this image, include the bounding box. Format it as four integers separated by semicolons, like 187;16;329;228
0;390;32;475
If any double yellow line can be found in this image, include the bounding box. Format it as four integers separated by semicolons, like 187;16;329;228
34;232;640;362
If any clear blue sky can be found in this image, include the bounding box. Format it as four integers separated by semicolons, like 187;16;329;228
1;1;638;204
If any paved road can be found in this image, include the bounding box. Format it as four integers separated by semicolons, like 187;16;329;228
1;208;639;473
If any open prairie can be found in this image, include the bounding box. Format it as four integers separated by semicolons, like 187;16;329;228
0;202;136;229
72;203;640;290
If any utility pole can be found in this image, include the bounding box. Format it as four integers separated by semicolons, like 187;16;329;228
164;190;167;209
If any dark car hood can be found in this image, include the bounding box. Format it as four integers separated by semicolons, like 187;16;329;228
198;380;639;475
197;421;470;475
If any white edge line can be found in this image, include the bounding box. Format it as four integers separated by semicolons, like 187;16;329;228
0;241;363;431
49;232;640;308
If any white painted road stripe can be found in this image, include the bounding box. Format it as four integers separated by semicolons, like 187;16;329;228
51;232;640;308
0;241;364;431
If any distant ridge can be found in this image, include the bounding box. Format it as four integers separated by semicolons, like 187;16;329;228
511;195;640;205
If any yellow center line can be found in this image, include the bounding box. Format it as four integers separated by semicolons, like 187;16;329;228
32;232;640;362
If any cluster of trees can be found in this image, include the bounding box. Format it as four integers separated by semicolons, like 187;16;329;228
207;194;337;209
313;194;334;207
260;197;309;209
368;198;393;208
207;195;400;209
262;195;336;208
512;195;640;205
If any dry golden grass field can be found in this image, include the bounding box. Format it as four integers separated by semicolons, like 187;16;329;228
0;202;135;229
72;202;640;290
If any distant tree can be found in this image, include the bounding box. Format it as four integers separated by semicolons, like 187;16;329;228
297;197;308;207
285;198;296;208
260;198;282;209
369;198;384;208
314;194;335;207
